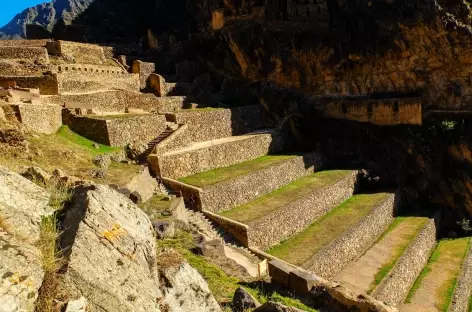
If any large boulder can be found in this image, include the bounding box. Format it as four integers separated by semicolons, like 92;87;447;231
0;166;53;311
60;184;163;312
0;165;53;241
232;287;261;312
161;262;221;312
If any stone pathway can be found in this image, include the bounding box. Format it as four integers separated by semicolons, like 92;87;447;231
400;238;470;312
335;216;427;295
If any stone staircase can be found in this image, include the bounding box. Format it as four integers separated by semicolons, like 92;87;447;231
141;123;179;159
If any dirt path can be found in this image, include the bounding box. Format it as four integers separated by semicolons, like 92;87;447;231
401;238;469;312
335;217;427;295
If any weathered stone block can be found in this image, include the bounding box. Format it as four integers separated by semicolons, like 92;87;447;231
0;47;49;63
132;60;155;89
289;269;319;295
16;104;62;134
268;259;293;287
47;40;106;65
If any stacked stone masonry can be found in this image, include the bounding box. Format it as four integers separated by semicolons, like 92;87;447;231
0;39;50;47
203;210;250;246
56;64;126;75
152;124;193;156
166;106;263;143
56;71;140;94
46;40;106;65
449;238;472;312
199;153;324;212
321;97;422;126
372;214;439;306
0;47;49;63
66;113;167;146
132;60;156;89
151;130;284;179
0;75;59;95
303;192;400;279
246;170;359;250
1;104;62;134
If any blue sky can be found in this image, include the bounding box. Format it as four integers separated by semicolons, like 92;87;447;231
1;0;47;27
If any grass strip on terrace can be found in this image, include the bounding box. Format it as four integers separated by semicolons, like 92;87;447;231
406;237;471;311
367;215;429;293
266;192;390;266
219;170;354;224
179;155;298;187
57;125;121;155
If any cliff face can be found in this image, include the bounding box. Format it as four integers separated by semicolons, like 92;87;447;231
0;0;94;38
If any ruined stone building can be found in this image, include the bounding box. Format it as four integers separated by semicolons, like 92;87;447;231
265;0;329;22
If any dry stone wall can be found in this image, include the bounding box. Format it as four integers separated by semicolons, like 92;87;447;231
303;192;400;279
14;104;62;134
67;114;166;146
0;75;58;95
47;40;106;65
246;170;359;250
132;60;156;89
56;71;140;94
167;105;263;143
203;210;249;246
321;97;422;126
155;96;187;112
154;131;284;179
0;47;49;63
152;124;192;156
449;238;472;312
0;39;50;47
372;213;439;306
200;153;324;212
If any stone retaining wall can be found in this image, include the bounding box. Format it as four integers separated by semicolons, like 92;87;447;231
152;124;192;156
47;41;106;65
161;177;202;208
56;71;140;94
132;60;155;89
0;75;58;95
246;171;360;250
15;104;62;134
450;238;472;312
155;96;187;112
303;192;400;279
166;105;263;143
154;131;284;179
372;212;440;306
203;210;249;246
0;39;50;47
44;90;163;113
67;114;166;146
56;64;126;75
200;152;324;213
0;47;49;63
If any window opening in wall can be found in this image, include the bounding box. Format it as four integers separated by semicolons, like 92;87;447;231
295;8;300;16
318;6;321;14
342;103;348;114
367;103;373;114
393;101;399;113
65;67;69;70
305;0;309;4
306;7;310;15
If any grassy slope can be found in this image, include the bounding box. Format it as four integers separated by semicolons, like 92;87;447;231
220;170;353;224
368;216;428;293
179;155;297;187
406;237;470;311
266;193;390;266
156;232;317;311
0;126;138;186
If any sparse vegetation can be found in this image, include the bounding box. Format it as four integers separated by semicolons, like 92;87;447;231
458;218;472;235
156;231;318;311
266;193;390;265
405;238;470;311
57;125;121;155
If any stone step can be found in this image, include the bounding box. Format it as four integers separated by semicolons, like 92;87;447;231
180;152;324;213
399;237;471;311
218;170;360;250
335;214;430;295
148;129;284;179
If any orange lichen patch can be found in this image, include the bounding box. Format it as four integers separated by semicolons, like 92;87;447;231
103;223;128;242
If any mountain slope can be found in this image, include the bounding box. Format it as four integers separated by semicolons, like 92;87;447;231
0;0;94;38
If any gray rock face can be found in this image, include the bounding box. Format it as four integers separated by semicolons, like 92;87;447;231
254;301;306;312
0;231;44;312
161;262;221;312
60;184;162;312
0;167;50;312
0;165;53;241
22;166;52;185
232;287;261;312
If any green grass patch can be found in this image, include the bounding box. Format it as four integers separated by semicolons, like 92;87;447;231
368;216;428;293
180;155;297;187
266;192;390;266
220;170;355;224
468;294;472;312
406;237;470;310
157;231;317;311
57;126;121;154
139;195;173;220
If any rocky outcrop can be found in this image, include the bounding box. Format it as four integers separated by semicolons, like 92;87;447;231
160;261;221;312
0;165;53;241
0;166;53;312
60;184;163;312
